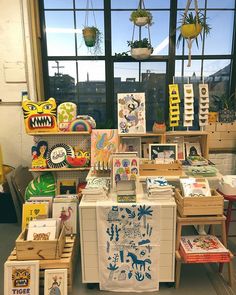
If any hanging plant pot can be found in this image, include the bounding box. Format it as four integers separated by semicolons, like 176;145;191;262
219;109;235;123
134;16;149;26
181;23;202;39
82;27;97;47
208;112;218;123
131;48;152;60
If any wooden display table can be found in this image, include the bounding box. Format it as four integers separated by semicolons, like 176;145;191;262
175;214;234;288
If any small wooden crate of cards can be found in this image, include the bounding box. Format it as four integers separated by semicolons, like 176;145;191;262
175;178;224;217
16;225;66;260
140;160;182;176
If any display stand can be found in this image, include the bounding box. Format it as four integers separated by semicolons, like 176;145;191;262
175;214;234;288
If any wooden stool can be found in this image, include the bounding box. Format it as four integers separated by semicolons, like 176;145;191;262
175;214;234;288
217;190;236;240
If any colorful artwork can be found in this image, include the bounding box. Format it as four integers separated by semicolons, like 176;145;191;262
24;173;56;201
168;84;181;128
44;269;67;295
166;136;185;160
31;141;48;169
4;260;39;295
96;202;161;291
66;118;92;132
52;202;77;234
121;137;142;158
22;202;49;230
117;93;146;134
91;129;119;169
47;143;74;169
57;102;77;131
22;97;58;133
112;156;139;188
149;144;177;162
57;179;77;195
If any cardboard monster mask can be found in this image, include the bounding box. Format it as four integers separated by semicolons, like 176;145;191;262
22;98;58;133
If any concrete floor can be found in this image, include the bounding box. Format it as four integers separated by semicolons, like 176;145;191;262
0;223;235;295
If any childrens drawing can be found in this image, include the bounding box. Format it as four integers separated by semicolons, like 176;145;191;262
52;202;77;234
97;203;161;291
31;140;48;169
118;93;146;134
91;129;119;169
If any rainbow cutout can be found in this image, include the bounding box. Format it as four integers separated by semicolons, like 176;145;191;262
67;119;92;132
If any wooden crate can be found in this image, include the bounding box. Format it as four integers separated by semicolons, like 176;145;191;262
8;236;77;293
140;160;182;176
16;226;66;260
175;189;224;217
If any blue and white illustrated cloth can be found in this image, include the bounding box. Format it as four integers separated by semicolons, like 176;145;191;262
96;200;161;292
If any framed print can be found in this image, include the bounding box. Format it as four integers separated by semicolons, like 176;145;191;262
149;144;177;162
117;92;146;134
185;142;202;157
56;179;77;195
121;137;141;158
4;260;39;295
166;136;185;160
44;269;67;295
52;202;77;234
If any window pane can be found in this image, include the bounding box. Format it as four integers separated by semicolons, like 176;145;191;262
48;61;77;103
76;11;104;56
75;0;103;9
44;0;73;9
207;0;235;9
111;0;170;9
176;11;203;56
204;11;234;55
112;11;169;55
77;61;106;123
177;0;205;9
45;11;75;56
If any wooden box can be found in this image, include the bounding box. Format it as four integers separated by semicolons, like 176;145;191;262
140;160;182;176
8;236;77;293
175;189;224;217
15;226;66;260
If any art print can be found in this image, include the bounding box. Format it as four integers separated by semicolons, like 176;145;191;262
121;137;142;158
118;93;146;134
166;137;185;160
31;140;48;169
57;179;77;195
97;202;161;291
185;142;202;157
112;156;139;188
52;202;77;234
4;260;39;295
149;144;177;161
44;269;67;295
91;129;119;169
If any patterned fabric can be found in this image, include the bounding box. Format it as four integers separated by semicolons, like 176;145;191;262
96;200;161;292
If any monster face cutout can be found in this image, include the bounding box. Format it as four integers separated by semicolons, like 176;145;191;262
22;97;58;133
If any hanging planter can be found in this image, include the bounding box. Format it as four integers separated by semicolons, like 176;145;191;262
130;8;153;27
83;0;102;54
128;38;153;60
176;0;211;67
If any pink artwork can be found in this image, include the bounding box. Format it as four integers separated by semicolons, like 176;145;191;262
91;129;119;169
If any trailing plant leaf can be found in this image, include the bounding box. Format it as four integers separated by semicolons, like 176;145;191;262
127;38;153;51
129;9;153;25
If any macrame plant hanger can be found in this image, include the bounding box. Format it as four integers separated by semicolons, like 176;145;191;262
84;0;97;29
183;0;199;67
131;0;151;48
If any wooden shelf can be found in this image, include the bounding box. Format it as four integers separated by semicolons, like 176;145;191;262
29;167;91;172
119;132;164;137
166;131;208;136
28;131;91;136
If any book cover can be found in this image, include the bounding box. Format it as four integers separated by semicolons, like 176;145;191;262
180;178;211;197
22;203;49;230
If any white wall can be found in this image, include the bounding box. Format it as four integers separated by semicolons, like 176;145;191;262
0;0;34;167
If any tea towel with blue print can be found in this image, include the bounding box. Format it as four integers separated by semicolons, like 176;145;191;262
96;201;161;291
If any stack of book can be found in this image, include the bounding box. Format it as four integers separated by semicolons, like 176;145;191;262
187;155;208;166
146;177;174;200
180;235;230;263
82;177;110;201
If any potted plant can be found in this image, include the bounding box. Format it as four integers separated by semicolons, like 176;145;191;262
130;9;153;27
212;93;235;123
127;38;153;60
177;11;211;66
152;106;166;133
82;26;102;53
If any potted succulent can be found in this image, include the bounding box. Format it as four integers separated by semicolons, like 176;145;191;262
212;93;235;123
127;38;153;60
129;8;153;27
152;106;166;133
82;26;102;53
177;11;211;66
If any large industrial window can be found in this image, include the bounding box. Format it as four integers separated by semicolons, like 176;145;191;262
40;0;236;130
